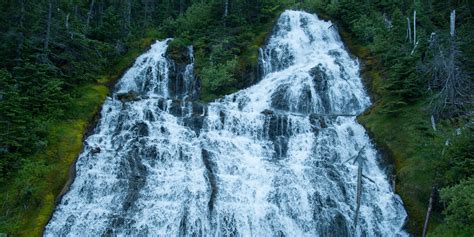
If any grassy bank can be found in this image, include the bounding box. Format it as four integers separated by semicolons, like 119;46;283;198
339;30;468;235
0;37;157;237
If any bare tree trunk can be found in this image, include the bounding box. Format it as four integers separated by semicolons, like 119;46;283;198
413;11;416;45
354;162;363;227
422;187;436;237
222;0;229;27
65;13;69;31
224;0;229;17
44;0;52;51
406;17;412;42
426;9;471;118
84;0;95;33
431;115;437;131
450;10;456;37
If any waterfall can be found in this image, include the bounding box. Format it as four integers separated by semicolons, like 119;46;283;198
45;10;407;237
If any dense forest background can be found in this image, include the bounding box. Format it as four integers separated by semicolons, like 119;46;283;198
0;0;472;236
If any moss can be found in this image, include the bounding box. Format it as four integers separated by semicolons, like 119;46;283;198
167;38;192;64
0;37;156;237
339;27;461;235
357;102;440;234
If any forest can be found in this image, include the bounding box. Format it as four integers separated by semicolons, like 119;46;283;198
0;0;472;236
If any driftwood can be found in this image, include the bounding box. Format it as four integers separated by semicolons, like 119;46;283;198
343;145;366;164
422;187;436;237
362;174;376;184
345;145;367;228
354;162;363;227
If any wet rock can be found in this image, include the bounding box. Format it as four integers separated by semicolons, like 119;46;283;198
309;64;331;112
132;122;149;137
319;212;349;237
182;116;205;135
273;136;289;158
271;84;290;111
296;84;313;114
166;40;199;100
237;96;250;110
116;91;140;102
309;64;329;91
192;102;207;116
309;114;328;134
166;38;191;65
201;149;217;213
261;109;274;115
219;111;225;125
167;99;183;116
144;110;155;121
90;146;101;154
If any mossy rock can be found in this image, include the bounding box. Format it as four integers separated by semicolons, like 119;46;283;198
167;38;192;64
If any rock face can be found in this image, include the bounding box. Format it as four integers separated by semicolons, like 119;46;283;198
46;11;408;237
167;43;200;100
116;91;139;102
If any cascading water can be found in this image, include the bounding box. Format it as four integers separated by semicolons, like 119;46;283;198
45;10;407;237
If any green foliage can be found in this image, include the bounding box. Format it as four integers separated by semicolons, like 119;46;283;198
436;128;474;186
436;177;474;236
352;14;376;42
160;0;292;100
12;63;69;117
201;58;238;98
167;38;192;63
170;3;216;37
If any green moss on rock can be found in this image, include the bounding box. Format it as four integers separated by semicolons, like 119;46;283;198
167;38;192;64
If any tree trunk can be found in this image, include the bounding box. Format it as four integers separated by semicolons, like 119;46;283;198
450;10;456;37
85;0;95;33
354;162;363;227
431;115;437;131
224;0;229;17
413;11;416;45
406;17;412;42
65;13;70;31
422;187;436;237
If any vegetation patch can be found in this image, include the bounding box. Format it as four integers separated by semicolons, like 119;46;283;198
0;37;156;236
